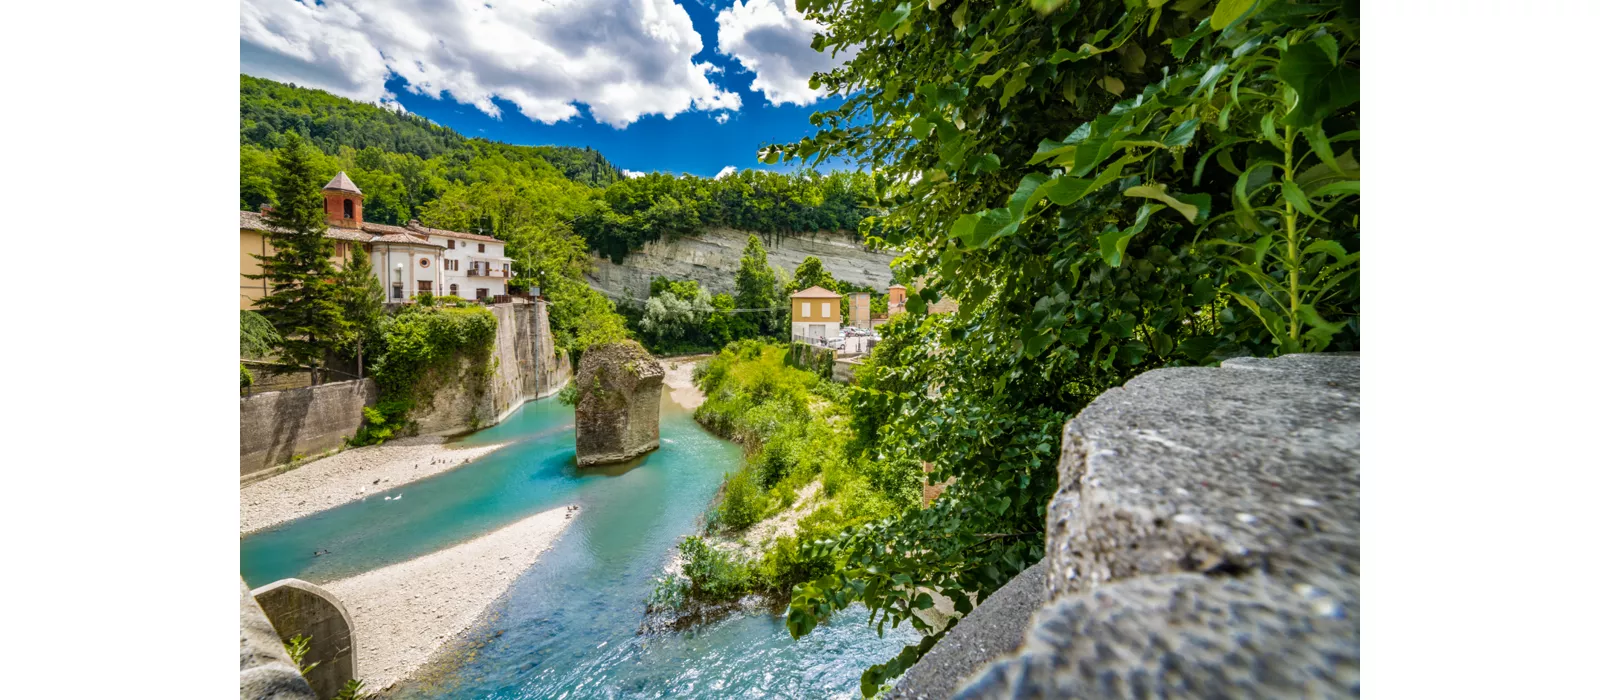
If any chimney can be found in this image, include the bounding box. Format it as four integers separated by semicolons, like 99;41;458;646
259;204;273;214
407;219;422;229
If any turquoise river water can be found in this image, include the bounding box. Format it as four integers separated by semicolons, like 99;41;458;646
240;393;918;698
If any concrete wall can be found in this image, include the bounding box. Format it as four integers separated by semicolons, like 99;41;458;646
587;227;897;302
240;379;377;478
409;299;572;435
252;579;356;699
240;579;316;700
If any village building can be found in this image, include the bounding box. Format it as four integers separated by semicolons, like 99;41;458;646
789;285;842;339
848;291;871;327
886;284;908;316
240;172;513;309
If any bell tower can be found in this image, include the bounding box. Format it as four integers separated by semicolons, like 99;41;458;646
322;171;364;228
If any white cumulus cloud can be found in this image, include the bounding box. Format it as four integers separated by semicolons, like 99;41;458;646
623;169;650;178
715;0;855;106
715;165;738;179
241;0;741;128
715;113;730;124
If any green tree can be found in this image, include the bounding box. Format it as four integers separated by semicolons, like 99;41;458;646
336;244;385;373
735;235;781;335
251;133;348;383
766;1;1360;693
787;256;838;294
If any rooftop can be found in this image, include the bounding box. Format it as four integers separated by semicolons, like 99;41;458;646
790;285;843;299
323;171;362;194
240;211;487;248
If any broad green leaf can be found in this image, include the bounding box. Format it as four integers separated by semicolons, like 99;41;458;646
1162;118;1200;148
1281;179;1317;217
1302;240;1348;258
928;0;946;9
906;293;927;315
1028;139;1075;165
1001;69;1031;106
1304;123;1341;174
910;117;933;140
952;1;969;29
1278;42;1359;127
1101;76;1126;96
878;3;911;32
1211;0;1256;30
1309;180;1359;198
978;68;1008;89
1008;173;1051;216
1124;183;1200;223
1296;149;1360;192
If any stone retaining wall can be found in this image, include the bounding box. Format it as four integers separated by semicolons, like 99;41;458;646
409;299;572;435
239;379;377;479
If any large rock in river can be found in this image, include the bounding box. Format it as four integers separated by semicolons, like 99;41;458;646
574;341;664;467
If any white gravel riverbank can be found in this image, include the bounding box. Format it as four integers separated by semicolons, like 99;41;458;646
663;354;711;410
322;505;577;693
239;436;510;535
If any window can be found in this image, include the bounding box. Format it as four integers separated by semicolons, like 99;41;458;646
343;199;354;219
418;280;432;292
478;243;486;253
802;302;812;318
822;302;831;319
447;240;455;249
449;283;458;296
335;241;348;257
392;282;403;300
418;257;430;268
476;288;489;300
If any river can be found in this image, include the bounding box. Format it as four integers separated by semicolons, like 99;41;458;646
240;392;918;698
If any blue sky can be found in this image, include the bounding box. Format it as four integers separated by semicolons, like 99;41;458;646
240;0;856;179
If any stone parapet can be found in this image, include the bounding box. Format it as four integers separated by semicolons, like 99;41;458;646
918;353;1360;698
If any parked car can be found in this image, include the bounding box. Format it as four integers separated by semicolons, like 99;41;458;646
826;337;846;350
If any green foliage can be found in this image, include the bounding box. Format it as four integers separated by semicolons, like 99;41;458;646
240;364;254;389
735;235;785;336
335;243;385;362
346;305;497;443
332;679;373;700
285;634;317;675
556;381;579;406
786;342;835;379
679;536;754;600
250;133;348;375
767;0;1360;690
240;310;282;359
576;170;876;264
715;468;768;532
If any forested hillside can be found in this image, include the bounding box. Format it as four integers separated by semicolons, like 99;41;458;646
241;74;623;188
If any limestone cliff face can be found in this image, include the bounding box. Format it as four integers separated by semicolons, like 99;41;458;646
574;341;664;467
409;299;573;435
586;227;898;301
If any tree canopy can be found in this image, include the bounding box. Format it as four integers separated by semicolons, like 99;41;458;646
762;0;1360;693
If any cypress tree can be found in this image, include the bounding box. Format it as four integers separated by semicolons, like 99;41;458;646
336;243;385;376
250;133;347;383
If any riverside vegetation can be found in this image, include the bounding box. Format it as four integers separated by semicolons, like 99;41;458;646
649;340;924;614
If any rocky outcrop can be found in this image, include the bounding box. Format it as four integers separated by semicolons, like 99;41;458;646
574;341;664;467
586;227;897;301
409;299;573;435
936;353;1359;698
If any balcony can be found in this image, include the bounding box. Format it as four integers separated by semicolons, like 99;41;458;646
466;267;508;278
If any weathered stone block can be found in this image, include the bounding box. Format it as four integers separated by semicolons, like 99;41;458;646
955;573;1359;698
574;341;664;467
947;353;1360;699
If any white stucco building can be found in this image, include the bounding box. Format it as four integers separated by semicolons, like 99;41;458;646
240;172;513;307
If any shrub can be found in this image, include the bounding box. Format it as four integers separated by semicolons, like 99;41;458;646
716;468;767;532
680;536;752;600
240;364;254;389
755;535;833;596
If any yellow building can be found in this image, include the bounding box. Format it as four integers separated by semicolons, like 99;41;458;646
790;285;842;339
